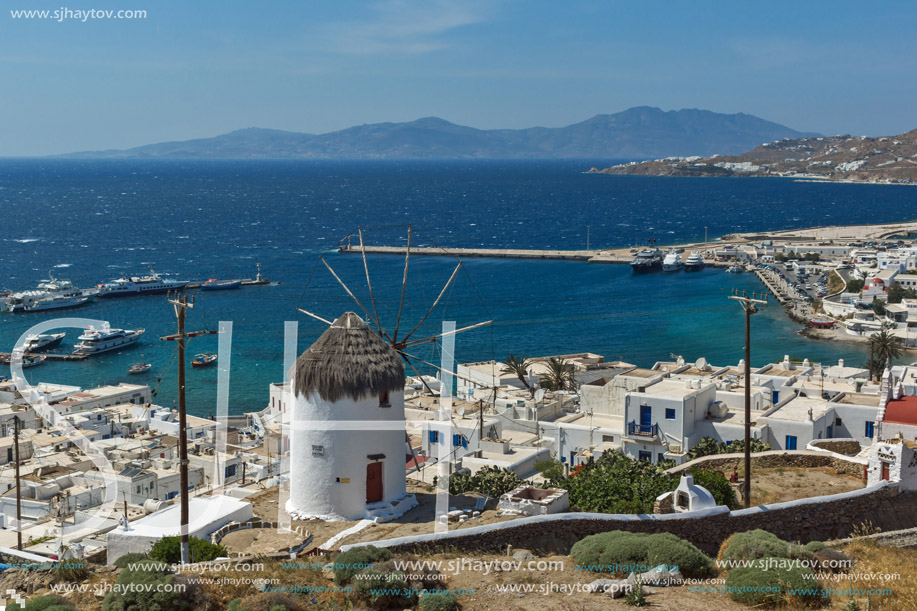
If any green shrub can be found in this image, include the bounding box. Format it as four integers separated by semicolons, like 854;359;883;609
718;529;791;564
448;466;523;496
571;531;714;578
645;535;714;578
54;560;89;583
689;468;738;509
803;541;826;553
112;552;150;569
227;592;311;611
350;569;414;609
102;563;206;611
724;557;826;607
7;596;74;611
332;545;393;585
624;576;647;606
419;590;460;611
148;535;227;564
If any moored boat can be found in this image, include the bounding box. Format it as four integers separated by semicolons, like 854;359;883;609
684;251;705;271
98;270;188;298
2;275;96;313
128;363;152;374
23;332;66;352
191;353;218;367
809;319;836;329
630;248;663;273
200;279;242;291
73;325;144;355
662;251;684;272
1;354;45;368
726;264;744;273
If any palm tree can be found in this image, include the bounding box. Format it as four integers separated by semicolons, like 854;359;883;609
868;328;902;380
501;354;534;397
539;357;575;392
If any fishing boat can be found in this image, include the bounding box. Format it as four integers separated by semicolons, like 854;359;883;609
200;278;242;291
23;332;66;352
808;319;836;329
128;363;152;374
191;353;218;367
726;264;744;273
1;354;45;368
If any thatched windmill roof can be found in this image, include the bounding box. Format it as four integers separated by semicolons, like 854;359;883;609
293;312;405;402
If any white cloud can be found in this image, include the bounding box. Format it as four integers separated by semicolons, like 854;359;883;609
315;0;494;55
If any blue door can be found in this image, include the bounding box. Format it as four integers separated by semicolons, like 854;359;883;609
640;405;652;431
786;435;797;450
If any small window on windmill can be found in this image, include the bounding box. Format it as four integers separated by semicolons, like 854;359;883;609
312;445;324;457
379;391;390;408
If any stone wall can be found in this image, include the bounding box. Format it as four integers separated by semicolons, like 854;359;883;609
809;439;862;457
668;449;866;478
348;484;917;557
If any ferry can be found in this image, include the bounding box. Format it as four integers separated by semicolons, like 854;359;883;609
662;251;684;272
97;270;188;298
23;332;66;352
684;251;705;271
630;248;663;272
191;353;218;368
1;275;96;313
73;325;144;355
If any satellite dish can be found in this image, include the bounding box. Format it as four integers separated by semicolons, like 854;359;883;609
695;357;707;370
457;405;466;417
534;389;546;403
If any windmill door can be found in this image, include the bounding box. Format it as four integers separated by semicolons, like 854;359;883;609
366;462;383;503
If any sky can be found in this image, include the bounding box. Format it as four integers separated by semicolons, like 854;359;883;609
1;0;915;156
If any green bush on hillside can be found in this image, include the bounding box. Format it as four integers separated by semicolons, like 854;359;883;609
419;590;460;611
332;545;393;585
351;569;414;609
7;595;75;611
718;529;791;564
724;557;826;607
571;531;714;578
148;535;226;564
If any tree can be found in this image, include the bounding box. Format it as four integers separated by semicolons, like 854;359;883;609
501;354;534;397
868;328;902;377
872;297;886;316
846;278;865;293
887;283;917;304
539;357;574;391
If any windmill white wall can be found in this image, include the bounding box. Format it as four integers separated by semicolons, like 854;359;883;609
286;312;416;522
288;389;413;521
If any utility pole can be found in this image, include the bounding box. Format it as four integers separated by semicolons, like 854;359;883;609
160;293;217;565
586;226;591;251
13;415;22;550
728;289;769;508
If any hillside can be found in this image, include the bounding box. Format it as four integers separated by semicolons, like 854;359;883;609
60;107;815;160
589;129;917;184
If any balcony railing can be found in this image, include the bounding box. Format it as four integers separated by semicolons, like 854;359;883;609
627;421;659;438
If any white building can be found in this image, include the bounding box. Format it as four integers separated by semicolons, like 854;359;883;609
287;312;416;522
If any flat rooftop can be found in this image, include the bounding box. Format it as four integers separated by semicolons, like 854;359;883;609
884;396;917;426
767;395;833;423
834;392;881;407
622;368;660;379
641;378;709;398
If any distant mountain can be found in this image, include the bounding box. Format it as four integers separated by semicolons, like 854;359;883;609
589;129;917;184
61;107;817;159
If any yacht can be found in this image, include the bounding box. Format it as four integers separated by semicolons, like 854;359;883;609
630;248;663;272
726;264;745;273
73;325;144;355
662;251;684;272
97;270;188;298
23;332;66;352
684;251;705;271
1;275;96;313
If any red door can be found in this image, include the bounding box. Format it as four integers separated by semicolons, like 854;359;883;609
366;462;383;503
881;462;890;481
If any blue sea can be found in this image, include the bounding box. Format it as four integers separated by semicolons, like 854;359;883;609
2;159;916;416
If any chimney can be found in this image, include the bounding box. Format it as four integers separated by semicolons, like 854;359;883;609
838;359;844;368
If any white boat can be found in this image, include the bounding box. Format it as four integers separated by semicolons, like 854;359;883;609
1;354;45;368
98;270;188;298
2;275;96;313
73;325;144;355
23;332;66;352
726;264;744;273
662;251;684;272
684;251;704;271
